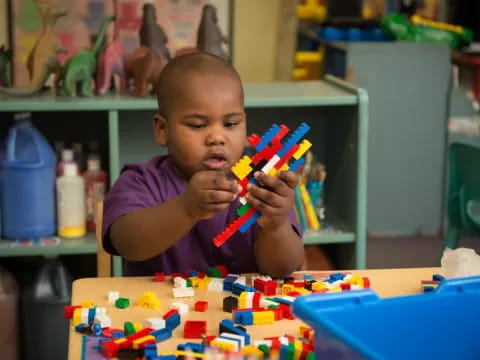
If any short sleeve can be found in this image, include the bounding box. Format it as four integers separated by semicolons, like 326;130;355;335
102;169;160;255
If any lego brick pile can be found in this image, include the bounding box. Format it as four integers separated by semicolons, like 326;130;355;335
65;266;371;359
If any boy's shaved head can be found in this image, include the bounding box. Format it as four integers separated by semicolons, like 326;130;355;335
156;52;244;117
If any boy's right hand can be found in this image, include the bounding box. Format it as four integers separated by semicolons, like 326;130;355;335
181;171;240;221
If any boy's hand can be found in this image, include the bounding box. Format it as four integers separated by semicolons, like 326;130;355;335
182;171;240;221
246;171;298;229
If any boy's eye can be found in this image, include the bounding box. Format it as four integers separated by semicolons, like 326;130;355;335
225;121;239;128
187;123;206;129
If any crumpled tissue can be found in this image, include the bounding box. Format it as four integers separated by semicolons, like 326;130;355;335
441;247;480;279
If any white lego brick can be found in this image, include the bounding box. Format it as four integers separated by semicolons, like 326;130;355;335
173;287;195;298
227;274;240;278
216;337;240;352
207;279;224;292
344;274;353;281
245;292;255;308
173;277;187;288
279;336;289;346
239;196;247;205
351;284;362;290
108;291;119;304
95;307;106;315
146;317;166;330
220;332;245;348
170;301;189;314
260;298;278;308
95;314;111;328
261;155;280;175
234;276;246;285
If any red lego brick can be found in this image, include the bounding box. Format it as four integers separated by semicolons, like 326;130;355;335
238;177;250;196
216;265;228;278
204;335;217;345
126;328;154;342
102;328;123;338
64;305;81;319
252;292;262;308
194;301;208;312
213;207;256;247
280;304;295;320
264;281;277;296
101;341;119;358
248;134;261;147
139;339;156;349
184;320;207;339
251;145;274;165
254;279;266;292
154;272;165;282
340;283;351;291
363;277;371;288
274;144;299;170
119;340;133;349
170;273;183;282
162;309;179;320
271;125;290;146
198;272;206;279
286;291;301;297
271;307;283;321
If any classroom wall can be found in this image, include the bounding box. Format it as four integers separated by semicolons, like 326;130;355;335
232;0;281;83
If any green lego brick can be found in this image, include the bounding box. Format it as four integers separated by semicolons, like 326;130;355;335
258;344;270;357
115;297;130;309
207;267;222;278
286;342;295;360
236;203;251;216
124;321;135;336
306;351;316;360
187;280;192;288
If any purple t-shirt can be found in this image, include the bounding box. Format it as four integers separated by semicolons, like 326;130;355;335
102;156;302;276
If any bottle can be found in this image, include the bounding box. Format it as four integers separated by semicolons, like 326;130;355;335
56;149;76;177
84;156;107;232
56;163;86;238
72;142;85;173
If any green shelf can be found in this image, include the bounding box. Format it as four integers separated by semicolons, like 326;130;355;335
0;233;97;257
303;230;355;245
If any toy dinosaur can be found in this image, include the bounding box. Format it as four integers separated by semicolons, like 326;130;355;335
139;3;171;61
197;4;228;61
58;15;114;96
0;1;67;96
0;45;12;87
124;46;167;97
96;1;127;95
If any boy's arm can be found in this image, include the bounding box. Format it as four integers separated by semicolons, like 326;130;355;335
247;171;305;277
109;171;239;261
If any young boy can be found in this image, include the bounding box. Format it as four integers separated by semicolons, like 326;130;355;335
102;52;304;277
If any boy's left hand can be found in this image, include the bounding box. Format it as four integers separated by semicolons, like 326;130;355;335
245;171;298;230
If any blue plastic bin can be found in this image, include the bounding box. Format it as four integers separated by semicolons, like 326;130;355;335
293;277;480;360
1;117;56;239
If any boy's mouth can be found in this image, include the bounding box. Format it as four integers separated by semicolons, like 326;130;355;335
203;151;228;170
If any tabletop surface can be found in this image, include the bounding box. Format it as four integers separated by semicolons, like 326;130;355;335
68;267;440;359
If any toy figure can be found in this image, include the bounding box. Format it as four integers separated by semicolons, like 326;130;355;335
140;3;171;61
197;4;228;61
0;1;67;96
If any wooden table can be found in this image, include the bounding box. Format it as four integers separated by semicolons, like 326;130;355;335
68;267;440;359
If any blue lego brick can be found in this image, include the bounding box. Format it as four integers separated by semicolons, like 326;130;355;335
177;342;205;353
302;274;314;280
234;310;254;326
75;323;90;333
92;323;102;336
239;211;261;233
273;297;293;305
144;343;158;357
232;283;256;296
88;308;96;324
223;278;235;291
150;328;172;342
220;319;251;345
154;356;176;360
288;157;305;173
165;313;181;330
112;331;125;338
423;286;436;293
277;123;311;158
330;272;346;282
433;274;445;282
255;124;281;151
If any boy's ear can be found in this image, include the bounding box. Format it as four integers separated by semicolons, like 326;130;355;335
153;114;168;146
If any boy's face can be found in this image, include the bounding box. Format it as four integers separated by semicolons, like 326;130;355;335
154;72;246;180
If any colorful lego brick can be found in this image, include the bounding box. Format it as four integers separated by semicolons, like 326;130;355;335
288;156;306;173
233;309;254;326
137;291;161;309
184;320;207;339
231;155;253;180
239;211;261;233
144;343;158;357
101;340;119;358
64;305;80;319
213;207;256;247
188;277;201;287
177;342;205;353
232;283;256;296
80;300;95;308
216;265;228;278
133;322;143;332
274;144;299;171
277;123;311;157
207;267;222;278
146;317;166;330
150;328;172;342
223;296;238;313
115;298;130;309
293;139;312;160
255;124;281;151
124;322;136;336
223;277;235;291
194;301;208;312
219;319;250;345
210;337;238;352
153;272;165;282
132;335;155;349
248;133;261;148
253;310;275;325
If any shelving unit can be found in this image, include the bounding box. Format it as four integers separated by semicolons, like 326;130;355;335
0;75;368;274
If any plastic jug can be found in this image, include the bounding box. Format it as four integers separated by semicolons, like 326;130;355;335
22;260;72;360
1;114;56;239
0;265;20;360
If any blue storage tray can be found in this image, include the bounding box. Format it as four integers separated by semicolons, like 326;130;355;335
292;276;480;360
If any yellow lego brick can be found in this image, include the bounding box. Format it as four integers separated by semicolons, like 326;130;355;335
280;164;289;171
327;286;342;293
189;277;201;287
133;322;143;332
198;277;211;290
137;291;161;309
295;288;311;295
241;345;263;356
73;308;82;318
253;311;274;325
294;339;303;360
268;167;278;178
299;184;319;230
299;323;311;336
114;338;126;345
293;139;312;160
231;155;252;180
175;350;205;359
282;284;295;295
211;338;235;352
72;315;82;326
133;335;155;349
347;274;362;286
312;281;327;291
80;300;94;308
239;292;249;309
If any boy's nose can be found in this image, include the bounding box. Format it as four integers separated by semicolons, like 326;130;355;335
206;128;226;146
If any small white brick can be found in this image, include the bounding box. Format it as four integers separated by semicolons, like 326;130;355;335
207;279;224;292
173;277;187;288
234;277;246;285
220;332;245;348
95;314;111;328
146;317;166;330
170;301;189;314
351;284;363;290
108;291;119;304
261;155;280;175
173;287;195;298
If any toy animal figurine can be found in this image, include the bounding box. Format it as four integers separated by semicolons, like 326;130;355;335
140;3;171;61
0;1;67;96
96;1;127;95
0;45;12;87
124;46;167;97
58;15;114;96
197;4;228;61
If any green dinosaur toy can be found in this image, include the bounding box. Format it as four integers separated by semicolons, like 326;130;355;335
58;15;114;96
